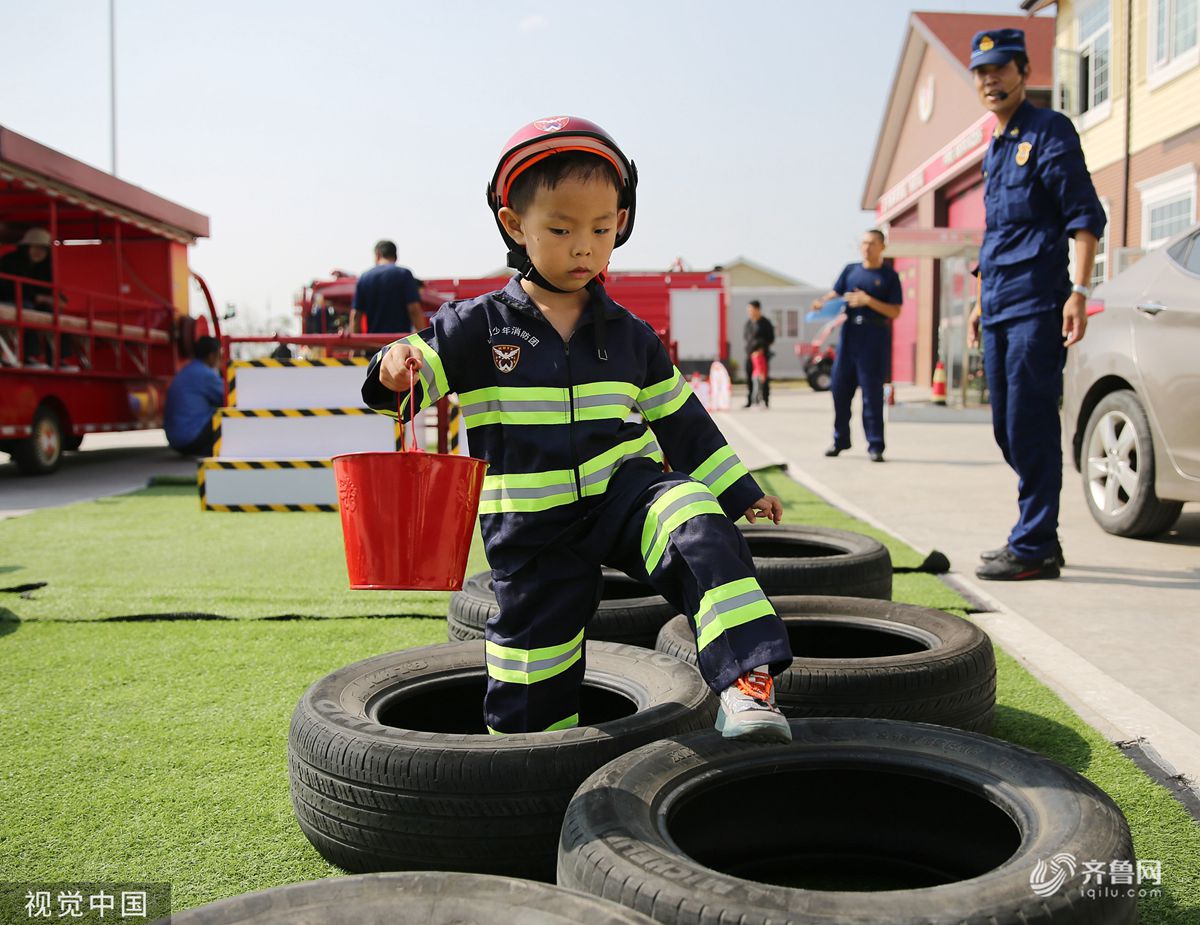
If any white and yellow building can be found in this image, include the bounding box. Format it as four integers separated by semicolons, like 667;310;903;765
1024;0;1200;278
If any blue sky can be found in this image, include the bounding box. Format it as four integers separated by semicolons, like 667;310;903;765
2;1;1030;328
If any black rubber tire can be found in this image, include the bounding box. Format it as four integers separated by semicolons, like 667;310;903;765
558;718;1137;925
12;404;64;475
656;596;995;732
163;872;657;924
64;433;84;452
288;641;715;882
806;359;832;392
1081;390;1183;537
448;570;678;647
740;525;892;599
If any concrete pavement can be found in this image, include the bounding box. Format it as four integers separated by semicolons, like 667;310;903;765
0;431;195;519
718;382;1200;793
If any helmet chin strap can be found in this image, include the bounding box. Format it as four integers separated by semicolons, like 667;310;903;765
506;249;607;361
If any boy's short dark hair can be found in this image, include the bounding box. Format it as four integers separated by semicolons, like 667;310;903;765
508;151;622;214
194;335;220;361
375;240;398;261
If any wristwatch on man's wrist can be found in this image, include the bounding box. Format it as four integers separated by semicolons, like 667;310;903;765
1071;284;1091;298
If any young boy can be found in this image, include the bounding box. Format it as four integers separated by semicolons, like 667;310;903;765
750;348;769;407
362;116;793;741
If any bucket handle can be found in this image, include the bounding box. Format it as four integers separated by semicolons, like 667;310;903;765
397;360;423;454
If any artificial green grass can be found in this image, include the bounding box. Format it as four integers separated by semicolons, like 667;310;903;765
2;470;1197;921
0;484;489;621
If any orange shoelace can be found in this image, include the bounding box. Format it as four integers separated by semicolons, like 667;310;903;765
734;670;773;702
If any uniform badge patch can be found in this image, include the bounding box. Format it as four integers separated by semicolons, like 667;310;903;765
492;344;521;372
1016;142;1032;166
979;35;995;51
533;117;569;133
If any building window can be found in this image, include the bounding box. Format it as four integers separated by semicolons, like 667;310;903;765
1138;167;1197;249
1092;200;1111;286
1078;0;1112;115
769;308;799;339
1151;0;1199;76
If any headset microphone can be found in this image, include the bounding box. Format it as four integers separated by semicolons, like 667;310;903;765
994;90;1009;100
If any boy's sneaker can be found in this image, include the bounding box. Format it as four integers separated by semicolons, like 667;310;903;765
715;667;792;742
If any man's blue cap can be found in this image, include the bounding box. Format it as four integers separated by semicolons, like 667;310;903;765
970;28;1026;69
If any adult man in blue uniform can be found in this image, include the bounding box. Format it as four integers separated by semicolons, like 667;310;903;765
967;29;1106;581
349;240;424;335
810;229;903;462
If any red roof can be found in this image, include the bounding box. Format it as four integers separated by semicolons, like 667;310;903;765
0;125;209;239
913;11;1055;88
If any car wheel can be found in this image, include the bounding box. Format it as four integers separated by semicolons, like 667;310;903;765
807;360;832;392
1082;390;1182;537
12;404;64;475
559;719;1136;925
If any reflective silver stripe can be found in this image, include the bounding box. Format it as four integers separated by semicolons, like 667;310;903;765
574;393;637;410
638;376;688;412
486;639;584;676
580;441;661;492
696;588;769;637
643;486;715;568
461;399;567;415
480;481;576;503
700;453;741;490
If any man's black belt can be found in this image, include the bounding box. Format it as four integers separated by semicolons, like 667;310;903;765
847;314;889;328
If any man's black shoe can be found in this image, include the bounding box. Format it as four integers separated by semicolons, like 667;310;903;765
980;541;1065;568
975;549;1060;581
868;449;885;462
824;445;845;457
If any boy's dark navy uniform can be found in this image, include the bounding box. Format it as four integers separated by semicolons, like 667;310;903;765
363;276;792;734
828;262;902;457
973;29;1106;565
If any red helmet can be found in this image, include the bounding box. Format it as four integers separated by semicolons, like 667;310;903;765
486;116;638;254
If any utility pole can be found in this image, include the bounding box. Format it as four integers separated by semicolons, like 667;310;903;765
110;0;118;175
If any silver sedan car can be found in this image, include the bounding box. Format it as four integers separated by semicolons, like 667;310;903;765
1063;221;1200;537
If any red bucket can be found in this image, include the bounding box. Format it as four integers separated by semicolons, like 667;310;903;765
333;375;487;591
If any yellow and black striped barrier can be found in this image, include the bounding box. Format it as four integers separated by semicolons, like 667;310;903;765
230;358;369;368
211;407;403;454
198;458;338;512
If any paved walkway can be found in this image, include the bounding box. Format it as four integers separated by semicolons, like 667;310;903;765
718;382;1200;792
0;431;194;519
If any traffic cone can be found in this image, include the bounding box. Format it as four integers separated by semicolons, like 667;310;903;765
931;361;947;406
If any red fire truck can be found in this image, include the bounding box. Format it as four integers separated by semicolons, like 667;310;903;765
0;125;218;474
295;270;729;367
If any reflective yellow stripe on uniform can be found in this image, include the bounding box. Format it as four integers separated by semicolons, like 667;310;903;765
640;481;725;573
480;431;663;515
405;333;449;410
485;628;586;685
694;578;775;652
459;386;571;427
479;468;578;514
487;712;579;736
579;431;663;498
690;445;751;499
573;381;641;422
637;369;693;422
458;381;640;428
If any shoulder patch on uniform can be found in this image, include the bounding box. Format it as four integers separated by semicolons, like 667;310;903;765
1016;142;1032;166
492;344;521;372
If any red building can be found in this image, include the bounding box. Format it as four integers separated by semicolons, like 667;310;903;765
862;12;1054;393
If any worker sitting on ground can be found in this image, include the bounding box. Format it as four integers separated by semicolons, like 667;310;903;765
363;117;795;742
164;336;224;457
